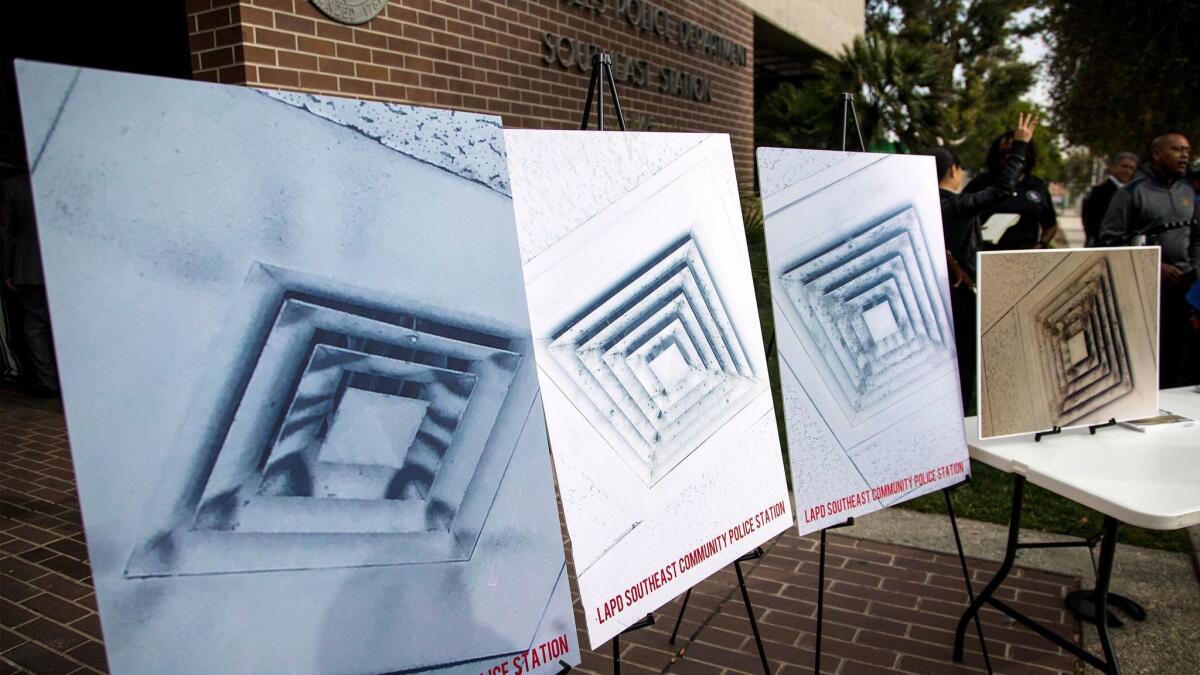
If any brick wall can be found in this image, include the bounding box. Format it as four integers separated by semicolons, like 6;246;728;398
186;0;756;188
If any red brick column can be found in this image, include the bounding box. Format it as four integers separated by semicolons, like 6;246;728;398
187;1;253;84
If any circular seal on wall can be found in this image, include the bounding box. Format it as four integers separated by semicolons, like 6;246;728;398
310;0;388;25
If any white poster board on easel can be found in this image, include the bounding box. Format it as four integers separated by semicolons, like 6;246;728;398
758;147;972;535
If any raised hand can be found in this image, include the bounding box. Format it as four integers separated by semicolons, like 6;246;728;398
1013;112;1039;143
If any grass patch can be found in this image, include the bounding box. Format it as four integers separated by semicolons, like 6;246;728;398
900;460;1193;553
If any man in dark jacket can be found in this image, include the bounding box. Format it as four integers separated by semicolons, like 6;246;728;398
1;172;59;396
932;113;1038;410
1081;152;1138;247
1099;132;1198;387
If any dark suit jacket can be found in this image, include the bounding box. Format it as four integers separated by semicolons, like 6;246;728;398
1081;178;1119;247
1;174;44;286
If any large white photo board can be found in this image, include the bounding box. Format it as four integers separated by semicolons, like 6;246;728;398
758;148;971;535
507;131;793;647
17;61;578;674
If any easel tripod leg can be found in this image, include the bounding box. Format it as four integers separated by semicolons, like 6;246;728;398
601;59;627;130
580;54;627;132
813;519;852;674
840;93;850;152
609;629;619;672
669;588;692;644
669;548;769;672
837;92;866;152
595;59;604;131
611;614;655;674
612;633;621;674
578;61;600;130
734;556;771;675
815;527;828;674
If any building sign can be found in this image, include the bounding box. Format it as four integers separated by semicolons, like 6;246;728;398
545;0;750;105
310;0;388;25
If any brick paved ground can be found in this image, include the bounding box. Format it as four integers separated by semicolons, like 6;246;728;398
1;388;102;674
1;385;1083;673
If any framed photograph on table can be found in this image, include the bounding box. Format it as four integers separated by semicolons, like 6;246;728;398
977;247;1160;439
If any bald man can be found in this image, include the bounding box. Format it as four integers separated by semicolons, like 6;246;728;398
1099;133;1199;386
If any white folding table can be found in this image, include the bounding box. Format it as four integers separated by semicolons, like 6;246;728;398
954;387;1200;674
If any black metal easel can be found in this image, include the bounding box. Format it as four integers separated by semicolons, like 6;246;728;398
577;52;645;675
812;517;853;674
750;92;871;675
1033;419;1118;441
798;93;993;675
580;53;627;131
1035;426;1062;442
613;614;656;672
806;93;870;675
838;92;864;156
578;51;773;673
668;546;772;674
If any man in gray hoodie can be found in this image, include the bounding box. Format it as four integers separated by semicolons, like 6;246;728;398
1099;132;1198;386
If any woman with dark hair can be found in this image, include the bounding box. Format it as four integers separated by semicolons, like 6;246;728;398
964;127;1057;249
931;113;1038;410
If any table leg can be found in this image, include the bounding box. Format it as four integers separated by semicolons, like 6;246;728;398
1094;516;1122;674
954;475;1025;662
1064;528;1145;628
944;486;994;672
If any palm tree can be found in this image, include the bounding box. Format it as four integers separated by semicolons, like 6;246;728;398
756;35;948;152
